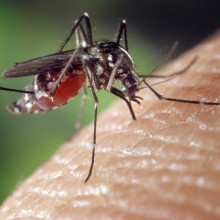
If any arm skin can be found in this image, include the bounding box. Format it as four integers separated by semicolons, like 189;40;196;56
1;30;220;220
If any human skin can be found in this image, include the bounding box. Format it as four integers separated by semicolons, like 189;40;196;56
0;31;220;220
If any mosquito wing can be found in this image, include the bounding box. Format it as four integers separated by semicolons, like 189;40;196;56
2;48;88;78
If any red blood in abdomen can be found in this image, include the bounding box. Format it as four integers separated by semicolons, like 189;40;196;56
35;66;86;111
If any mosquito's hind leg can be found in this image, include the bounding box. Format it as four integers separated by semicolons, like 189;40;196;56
75;24;87;48
0;87;34;94
115;19;128;51
70;86;87;137
49;13;92;97
57;12;93;53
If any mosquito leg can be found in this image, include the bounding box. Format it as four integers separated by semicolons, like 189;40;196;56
84;65;99;183
84;101;98;183
71;86;87;136
49;48;79;97
115;19;128;51
76;24;87;48
82;13;93;47
141;77;220;106
111;87;136;120
57;12;93;53
106;54;124;92
75;28;81;48
57;15;84;52
50;14;93;97
51;21;91;97
0;87;34;94
81;41;99;90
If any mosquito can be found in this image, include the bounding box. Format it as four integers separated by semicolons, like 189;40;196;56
0;13;219;183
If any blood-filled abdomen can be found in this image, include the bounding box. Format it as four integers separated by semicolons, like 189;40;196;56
8;65;86;114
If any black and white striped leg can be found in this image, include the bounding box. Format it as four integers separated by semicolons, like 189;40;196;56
0;87;34;94
72;86;87;134
106;54;124;92
115;19;128;51
84;65;99;183
111;87;136;120
50;15;92;97
57;12;93;53
140;76;220;106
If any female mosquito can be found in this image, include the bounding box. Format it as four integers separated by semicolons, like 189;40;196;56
1;13;219;182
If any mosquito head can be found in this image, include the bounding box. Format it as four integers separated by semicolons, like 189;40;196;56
121;73;138;98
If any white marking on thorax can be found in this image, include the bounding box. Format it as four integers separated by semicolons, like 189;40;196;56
96;64;104;75
107;54;114;68
118;46;134;67
108;54;113;62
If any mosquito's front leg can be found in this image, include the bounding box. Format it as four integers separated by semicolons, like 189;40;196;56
75;25;87;48
110;87;136;120
115;19;128;51
106;54;125;92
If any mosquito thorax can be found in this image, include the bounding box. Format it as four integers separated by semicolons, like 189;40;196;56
87;41;134;90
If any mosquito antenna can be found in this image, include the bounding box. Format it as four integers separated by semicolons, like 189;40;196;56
146;41;179;77
149;76;176;86
138;75;177;92
146;56;198;79
137;55;198;90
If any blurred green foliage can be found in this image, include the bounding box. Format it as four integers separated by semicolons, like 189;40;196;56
0;1;156;204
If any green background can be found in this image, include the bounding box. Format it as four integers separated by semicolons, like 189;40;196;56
0;0;219;204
